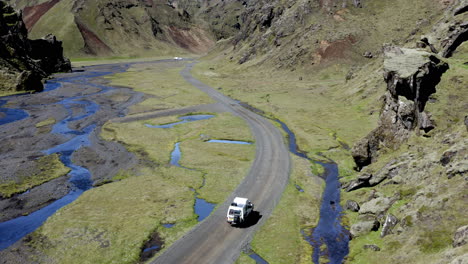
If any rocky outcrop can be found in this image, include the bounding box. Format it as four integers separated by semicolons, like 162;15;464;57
344;200;360;212
350;219;380;237
0;1;71;94
351;46;448;170
453;225;468;248
363;244;380;251
359;196;392;215
420;0;468;58
345;158;408;192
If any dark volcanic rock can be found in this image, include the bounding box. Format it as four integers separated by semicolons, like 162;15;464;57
29;34;71;74
440;21;468;58
363;244;381;251
345;200;360;212
351;46;448;170
440;150;457;166
0;1;70;94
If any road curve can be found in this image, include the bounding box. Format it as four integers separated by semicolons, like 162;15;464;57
152;63;291;264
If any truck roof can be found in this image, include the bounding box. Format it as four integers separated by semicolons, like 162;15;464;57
232;197;248;206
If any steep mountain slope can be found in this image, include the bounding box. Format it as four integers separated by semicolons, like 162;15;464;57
6;0;215;57
186;0;467;263
0;0;70;95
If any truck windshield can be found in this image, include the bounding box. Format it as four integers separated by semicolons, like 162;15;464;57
229;209;241;215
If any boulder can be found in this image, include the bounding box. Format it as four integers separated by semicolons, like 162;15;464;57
453;225;468;248
359;197;392;215
350;219;380;237
363;244;381;251
344;200;360;212
363;51;373;58
15;70;42;92
346;160;406;191
381;214;399;237
419;111;435;133
441;150;457;166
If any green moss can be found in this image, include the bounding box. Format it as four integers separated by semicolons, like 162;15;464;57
417;230;452;253
111;169;132;181
249;156;323;263
35;118;56;128
0;154;70;198
29;0;85;57
400;187;418;198
235;253;256;264
106;62;214;113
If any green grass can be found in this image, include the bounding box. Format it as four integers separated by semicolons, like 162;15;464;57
29;0;85;57
235;253;256;264
35;118;56;127
30;166;200;264
31;105;254;263
106;62;214;114
23;60;255;263
249;155;324;264
0;154;70;198
192;57;380;156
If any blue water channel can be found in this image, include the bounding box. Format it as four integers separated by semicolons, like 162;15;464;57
145;115;214;129
0;64;130;250
0;100;29;126
168;141;216;222
249;253;270;264
274;119;349;263
206;139;252;145
155;117;254;223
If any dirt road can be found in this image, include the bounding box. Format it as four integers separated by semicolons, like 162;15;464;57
152;63;291;263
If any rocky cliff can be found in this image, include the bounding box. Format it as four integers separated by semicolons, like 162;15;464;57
341;1;467;262
6;0;215;57
351;46;449;171
0;0;70;94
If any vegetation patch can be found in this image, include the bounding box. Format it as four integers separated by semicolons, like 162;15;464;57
107;61;214;114
35;117;56;127
243;156;323;264
30;111;254;263
0;154;70;198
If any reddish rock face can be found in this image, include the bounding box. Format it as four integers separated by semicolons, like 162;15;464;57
75;18;113;56
22;0;60;31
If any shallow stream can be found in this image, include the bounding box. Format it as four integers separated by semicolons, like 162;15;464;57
275;119;349;263
0;64;130;250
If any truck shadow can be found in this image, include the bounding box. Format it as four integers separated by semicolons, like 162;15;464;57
236;211;262;228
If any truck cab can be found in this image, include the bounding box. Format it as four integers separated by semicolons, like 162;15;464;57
226;197;254;226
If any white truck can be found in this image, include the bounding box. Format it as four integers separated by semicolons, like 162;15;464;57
226;197;254;226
